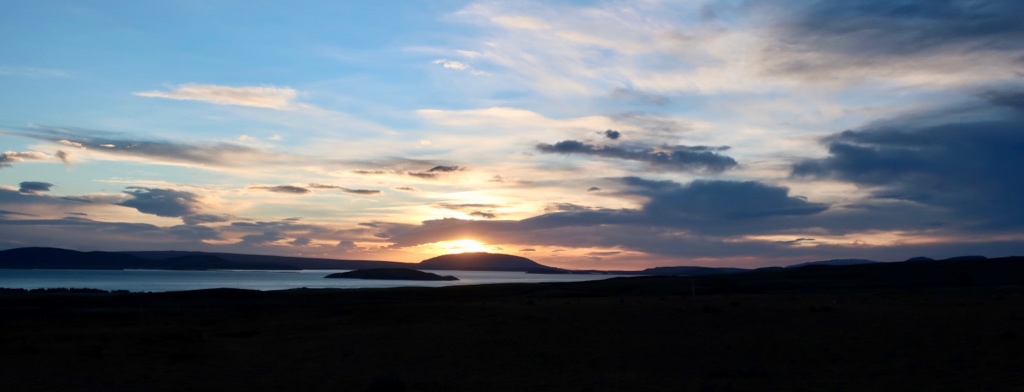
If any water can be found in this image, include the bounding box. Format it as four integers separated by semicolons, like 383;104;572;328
0;269;629;292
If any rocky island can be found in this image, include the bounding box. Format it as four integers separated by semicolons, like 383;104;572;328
324;268;459;281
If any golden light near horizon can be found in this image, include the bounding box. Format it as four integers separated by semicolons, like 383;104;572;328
439;239;489;254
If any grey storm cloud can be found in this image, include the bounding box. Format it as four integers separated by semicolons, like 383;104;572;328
792;89;1024;229
253;185;311;194
291;237;312;246
603;129;621;140
18;181;54;194
760;0;1024;79
536;140;737;172
587;187;601;192
117;187;203;218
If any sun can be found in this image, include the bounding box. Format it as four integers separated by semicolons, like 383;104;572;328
441;239;488;254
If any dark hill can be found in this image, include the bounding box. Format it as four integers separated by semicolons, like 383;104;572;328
419;252;560;272
325;268;458;281
0;247;152;269
0;247;301;270
786;258;877;268
641;265;748;276
123;250;406;270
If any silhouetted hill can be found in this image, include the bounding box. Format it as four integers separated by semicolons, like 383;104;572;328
419;252;560;272
0;247;146;269
0;247;304;270
325;268;458;281
688;256;1024;294
905;256;935;262
122;250;410;270
641;266;748;276
942;255;987;261
786;258;877;268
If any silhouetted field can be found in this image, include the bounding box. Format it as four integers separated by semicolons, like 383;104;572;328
2;259;1023;391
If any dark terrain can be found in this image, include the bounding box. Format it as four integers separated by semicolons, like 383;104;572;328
1;257;1023;391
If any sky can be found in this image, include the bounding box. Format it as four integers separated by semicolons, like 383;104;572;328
2;0;1023;270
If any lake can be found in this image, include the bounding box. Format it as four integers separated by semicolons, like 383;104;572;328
0;269;630;292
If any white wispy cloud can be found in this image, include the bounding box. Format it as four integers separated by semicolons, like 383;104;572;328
134;84;298;109
433;59;469;70
490;15;550;30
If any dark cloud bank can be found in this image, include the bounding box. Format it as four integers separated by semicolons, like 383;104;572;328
18;182;54;194
793;88;1024;229
760;0;1024;79
536;140;737;172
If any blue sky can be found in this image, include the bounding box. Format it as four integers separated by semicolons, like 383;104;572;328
2;0;1023;269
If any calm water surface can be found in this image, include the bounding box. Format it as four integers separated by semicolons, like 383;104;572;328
0;269;629;292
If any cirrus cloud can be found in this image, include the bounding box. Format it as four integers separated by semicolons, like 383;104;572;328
134;83;298;110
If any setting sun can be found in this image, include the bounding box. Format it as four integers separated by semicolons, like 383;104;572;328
440;239;488;254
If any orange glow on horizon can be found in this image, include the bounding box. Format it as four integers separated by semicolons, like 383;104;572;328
441;239;489;254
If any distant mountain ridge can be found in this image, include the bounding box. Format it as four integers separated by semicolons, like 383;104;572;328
124;250;409;270
640;266;749;276
785;258;878;269
0;247;1014;274
0;247;412;271
0;248;563;272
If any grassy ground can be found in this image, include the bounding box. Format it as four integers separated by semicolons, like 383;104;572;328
2;277;1024;391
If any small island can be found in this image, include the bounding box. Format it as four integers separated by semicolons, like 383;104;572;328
324;268;459;281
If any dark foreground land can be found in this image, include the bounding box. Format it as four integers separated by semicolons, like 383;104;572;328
3;259;1024;392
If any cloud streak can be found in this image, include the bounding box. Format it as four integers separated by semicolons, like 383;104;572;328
7;126;285;168
536;140;737;172
0;151;48;168
134;84;298;109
